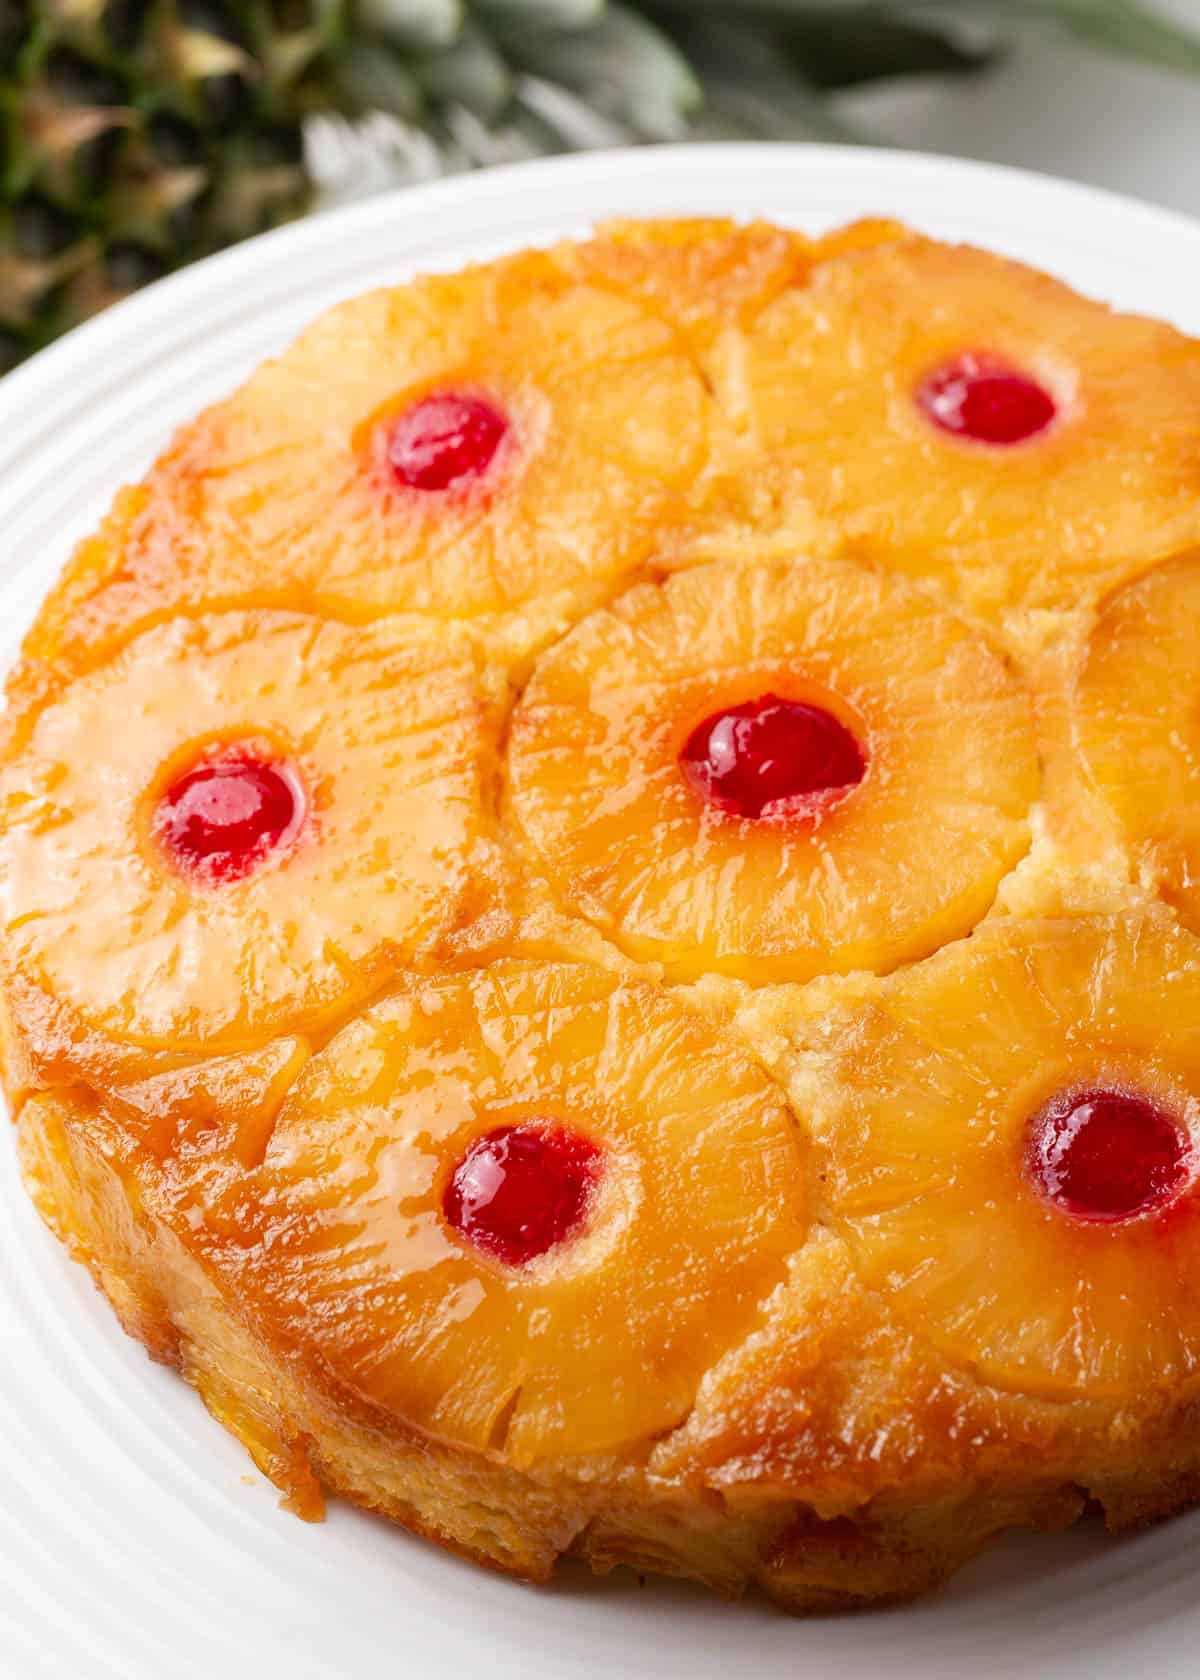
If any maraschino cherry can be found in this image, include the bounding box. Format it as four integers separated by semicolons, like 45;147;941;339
680;693;866;820
1027;1087;1191;1222
387;392;508;491
444;1122;603;1266
156;751;305;885
917;353;1057;446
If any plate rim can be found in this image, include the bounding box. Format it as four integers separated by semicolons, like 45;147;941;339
6;138;1200;422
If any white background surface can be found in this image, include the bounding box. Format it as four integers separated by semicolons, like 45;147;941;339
850;7;1200;216
5;145;1200;1678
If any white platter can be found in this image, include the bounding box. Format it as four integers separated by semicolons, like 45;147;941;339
3;143;1200;1680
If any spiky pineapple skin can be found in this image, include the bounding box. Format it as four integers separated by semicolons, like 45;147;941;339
1;0;318;371
11;218;1200;1614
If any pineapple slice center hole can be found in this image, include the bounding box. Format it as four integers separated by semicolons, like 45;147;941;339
386;391;509;492
916;352;1058;447
679;692;866;821
443;1121;604;1267
153;748;307;886
1026;1085;1192;1223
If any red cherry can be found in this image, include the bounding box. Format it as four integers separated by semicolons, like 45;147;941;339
156;753;304;884
917;353;1057;446
387;392;508;491
680;693;866;820
443;1122;603;1266
1027;1087;1191;1223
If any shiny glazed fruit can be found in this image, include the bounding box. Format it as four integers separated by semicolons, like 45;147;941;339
0;610;493;1068
507;557;1038;985
25;257;713;643
819;914;1200;1398
680;693;865;819
155;753;304;884
235;961;808;1462
1027;1088;1190;1222
916;353;1057;446
732;234;1200;612
1074;553;1200;937
386;392;509;491
443;1122;603;1266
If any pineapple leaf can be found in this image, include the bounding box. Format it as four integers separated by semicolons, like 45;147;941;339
995;0;1200;73
501;6;701;141
653;1;1200;78
471;0;608;29
673;14;863;140
516;74;635;147
412;26;513;122
332;41;425;117
767;11;994;89
648;5;992;92
355;0;465;50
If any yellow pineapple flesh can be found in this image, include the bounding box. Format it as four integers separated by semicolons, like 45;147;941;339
561;217;909;351
1074;551;1200;930
562;217;812;346
731;235;1200;609
24;252;714;690
507;555;1038;982
0;610;498;1083
185;960;807;1465
818;913;1200;1399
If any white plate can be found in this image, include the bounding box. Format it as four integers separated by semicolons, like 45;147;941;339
3;143;1200;1680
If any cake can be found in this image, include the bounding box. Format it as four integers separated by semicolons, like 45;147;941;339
5;216;1200;1611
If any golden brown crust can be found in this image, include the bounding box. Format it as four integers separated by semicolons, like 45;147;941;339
8;218;1200;1611
10;1091;1106;1610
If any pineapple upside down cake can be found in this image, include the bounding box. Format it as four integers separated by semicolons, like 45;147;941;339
8;216;1200;1613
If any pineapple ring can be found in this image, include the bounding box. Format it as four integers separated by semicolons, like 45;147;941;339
506;556;1039;984
1074;551;1200;933
734;236;1200;609
0;610;494;1077
27;252;713;683
821;913;1200;1400
562;217;812;345
198;961;807;1465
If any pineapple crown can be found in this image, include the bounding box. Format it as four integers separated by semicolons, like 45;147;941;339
3;0;1200;370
